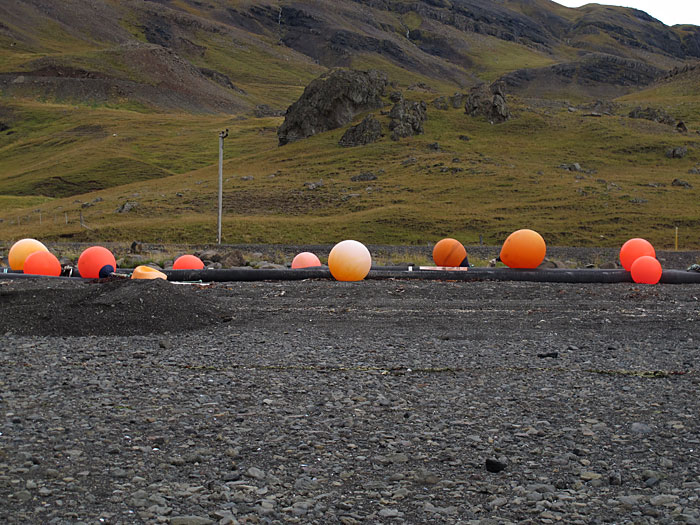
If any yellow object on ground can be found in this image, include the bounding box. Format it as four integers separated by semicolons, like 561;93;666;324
131;265;167;280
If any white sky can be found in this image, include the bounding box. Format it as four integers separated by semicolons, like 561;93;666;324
554;1;700;27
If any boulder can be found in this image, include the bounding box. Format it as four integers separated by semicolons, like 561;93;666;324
449;92;466;109
465;81;510;123
389;99;427;140
115;201;138;213
666;146;688;159
432;96;449;110
339;114;382;147
277;69;388;146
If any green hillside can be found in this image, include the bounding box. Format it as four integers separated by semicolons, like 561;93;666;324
1;0;699;249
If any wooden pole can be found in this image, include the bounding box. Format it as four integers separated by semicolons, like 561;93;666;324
675;226;679;251
217;129;228;245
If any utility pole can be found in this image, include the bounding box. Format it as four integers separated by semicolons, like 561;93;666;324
217;128;228;245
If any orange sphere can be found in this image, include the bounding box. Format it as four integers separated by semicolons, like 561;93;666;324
292;252;322;269
328;240;372;282
173;254;204;270
631;256;662;284
9;238;49;271
23;251;61;276
500;229;546;269
619;238;655;272
78;246;117;278
432;238;468;267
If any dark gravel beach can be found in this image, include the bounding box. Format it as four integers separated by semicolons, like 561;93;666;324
1;274;700;524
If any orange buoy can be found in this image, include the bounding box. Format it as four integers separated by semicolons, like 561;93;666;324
173;254;204;270
292;252;322;269
630;256;662;284
131;265;167;280
619;238;655;272
500;229;546;269
328;240;371;282
78;246;117;278
8;238;49;271
432;238;468;267
23;251;62;276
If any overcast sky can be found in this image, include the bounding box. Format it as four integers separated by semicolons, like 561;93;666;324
554;1;700;27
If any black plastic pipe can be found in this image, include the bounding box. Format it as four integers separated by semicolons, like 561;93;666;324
2;267;699;284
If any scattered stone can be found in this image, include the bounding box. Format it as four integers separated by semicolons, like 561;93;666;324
115;201;138;213
485;458;508;473
630;422;653;434
672;178;693;188
449;92;466;108
170;517;214;525
666;146;688;158
246;467;266;481
432;96;449;110
351;172;378;182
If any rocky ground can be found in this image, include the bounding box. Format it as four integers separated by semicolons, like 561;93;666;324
1;267;700;524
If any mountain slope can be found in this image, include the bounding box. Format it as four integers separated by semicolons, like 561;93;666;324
2;0;700;112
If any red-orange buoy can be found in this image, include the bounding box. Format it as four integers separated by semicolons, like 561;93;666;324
78;246;117;279
173;254;204;270
631;255;662;284
619;238;655;272
500;229;546;269
23;251;61;276
292;252;322;269
432;238;468;267
8;238;49;271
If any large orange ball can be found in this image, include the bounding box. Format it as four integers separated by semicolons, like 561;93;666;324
619;238;655;272
23;251;62;276
500;229;546;269
432;238;467;267
9;238;49;271
173;254;204;270
631;256;662;284
328;240;372;282
292;252;322;269
78;246;117;278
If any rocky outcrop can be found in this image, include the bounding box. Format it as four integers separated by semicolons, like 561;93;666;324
629;106;676;126
277;69;388;146
465;81;510;123
339;114;383;147
389;99;427;140
501;54;663;97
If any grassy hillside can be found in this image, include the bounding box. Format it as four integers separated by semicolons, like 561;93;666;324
1;90;698;249
1;0;699;249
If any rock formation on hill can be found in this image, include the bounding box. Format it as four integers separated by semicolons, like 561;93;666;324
277;69;387;146
465;81;510;123
389;98;428;140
